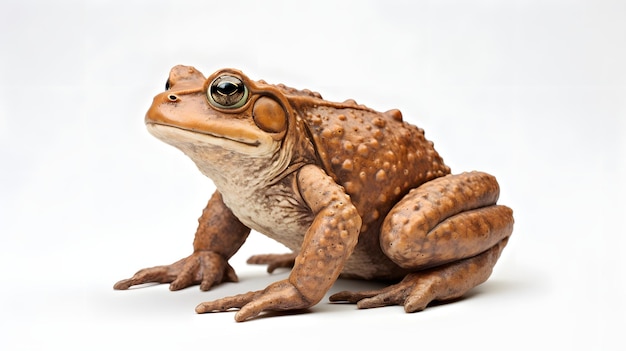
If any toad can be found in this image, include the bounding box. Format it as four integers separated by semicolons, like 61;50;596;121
114;66;514;322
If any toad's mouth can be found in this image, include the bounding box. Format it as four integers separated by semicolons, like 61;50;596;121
147;121;261;147
146;122;278;157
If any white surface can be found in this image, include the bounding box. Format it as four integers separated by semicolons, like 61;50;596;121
1;0;624;350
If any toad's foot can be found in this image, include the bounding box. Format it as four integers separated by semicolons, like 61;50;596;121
195;279;312;322
114;251;237;291
247;253;297;273
330;238;508;312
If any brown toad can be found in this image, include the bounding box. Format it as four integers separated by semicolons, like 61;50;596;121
114;66;514;322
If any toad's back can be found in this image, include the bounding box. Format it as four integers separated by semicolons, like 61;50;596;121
291;98;451;230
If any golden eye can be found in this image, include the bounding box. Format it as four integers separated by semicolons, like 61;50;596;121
207;75;249;109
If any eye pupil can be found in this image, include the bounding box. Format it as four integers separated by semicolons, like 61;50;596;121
215;81;242;96
208;75;248;108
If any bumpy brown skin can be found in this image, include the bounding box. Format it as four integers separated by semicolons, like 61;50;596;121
380;172;513;269
114;65;514;321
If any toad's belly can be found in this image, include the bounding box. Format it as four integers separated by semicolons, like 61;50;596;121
221;184;406;281
221;186;314;253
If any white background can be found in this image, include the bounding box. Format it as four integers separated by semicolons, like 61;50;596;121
1;0;624;350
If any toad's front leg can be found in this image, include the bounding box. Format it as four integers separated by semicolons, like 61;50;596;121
331;171;514;311
196;165;361;322
114;191;250;291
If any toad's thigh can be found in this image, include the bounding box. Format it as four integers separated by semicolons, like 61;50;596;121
379;172;513;270
382;205;513;269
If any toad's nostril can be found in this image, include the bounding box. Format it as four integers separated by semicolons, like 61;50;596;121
165;79;171;91
167;94;178;102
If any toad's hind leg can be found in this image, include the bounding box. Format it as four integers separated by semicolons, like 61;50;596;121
330;172;514;311
330;238;508;312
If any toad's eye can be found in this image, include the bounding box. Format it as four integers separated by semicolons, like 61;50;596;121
207;75;249;109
